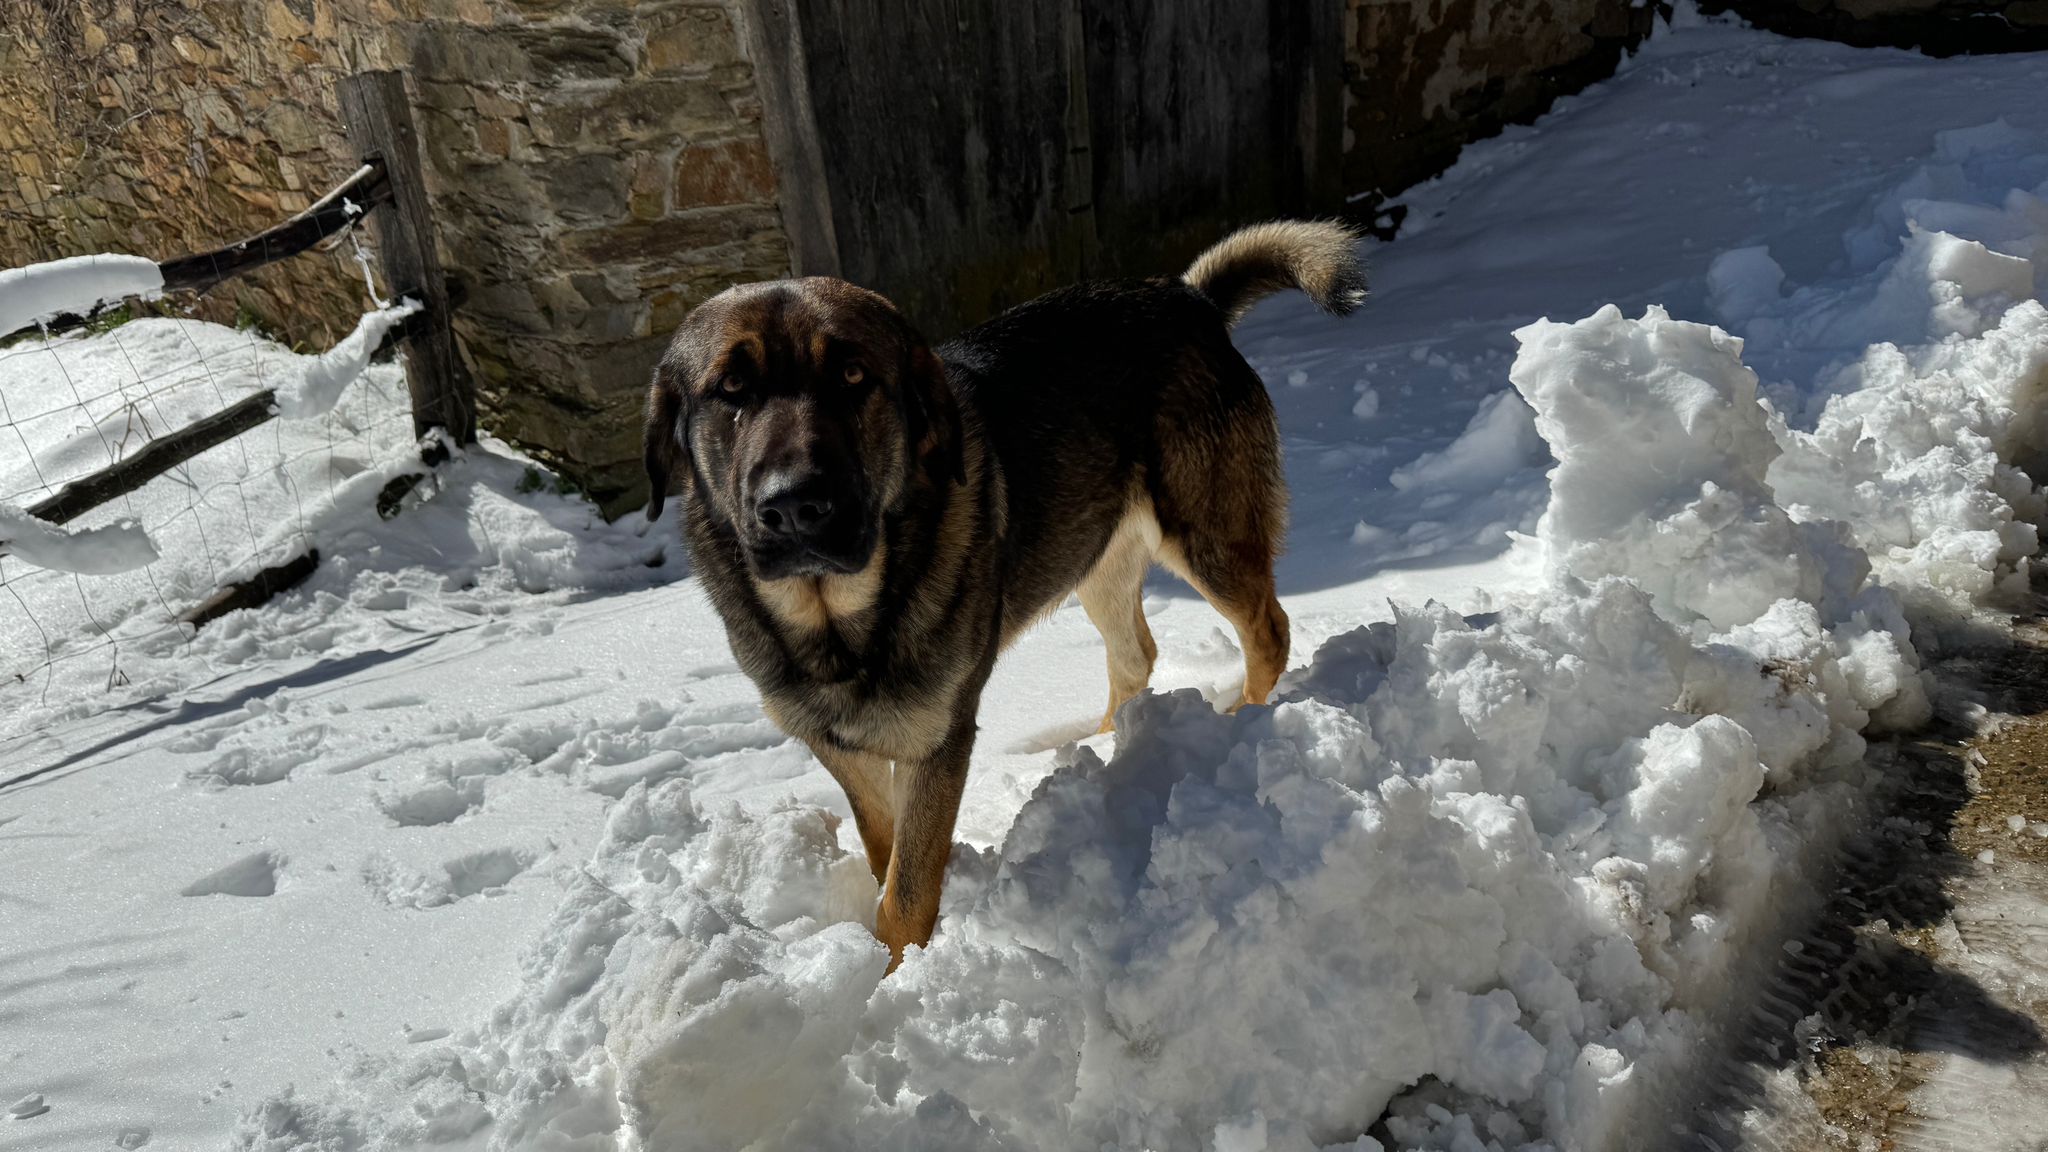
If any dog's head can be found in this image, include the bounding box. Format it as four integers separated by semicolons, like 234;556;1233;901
643;278;963;581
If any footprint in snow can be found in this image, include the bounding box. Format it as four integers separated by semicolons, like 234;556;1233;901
376;749;518;825
378;778;485;827
444;848;531;898
180;850;282;898
363;847;535;909
7;1093;48;1119
183;732;327;788
362;694;428;711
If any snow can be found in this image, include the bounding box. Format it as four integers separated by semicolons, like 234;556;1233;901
5;9;2048;1152
0;502;159;574
274;299;422;420
0;318;498;720
1386;391;1543;495
0;253;162;336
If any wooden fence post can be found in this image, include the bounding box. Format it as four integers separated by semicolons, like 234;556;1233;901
336;71;475;445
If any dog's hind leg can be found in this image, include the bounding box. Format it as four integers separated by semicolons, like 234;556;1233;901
1155;450;1290;709
1077;507;1160;733
811;744;894;887
1153;357;1290;710
1163;542;1290;710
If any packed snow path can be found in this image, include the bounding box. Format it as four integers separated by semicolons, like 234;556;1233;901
4;12;2048;1152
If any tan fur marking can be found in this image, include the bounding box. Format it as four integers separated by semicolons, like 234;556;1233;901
820;537;888;618
753;539;889;634
874;868;925;967
754;575;831;632
809;743;894;886
826;697;955;767
875;751;968;971
1078;500;1163;731
1182;219;1366;326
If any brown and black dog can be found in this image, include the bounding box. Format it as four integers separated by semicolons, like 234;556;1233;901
643;220;1365;965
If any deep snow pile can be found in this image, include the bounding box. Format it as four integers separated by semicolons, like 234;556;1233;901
233;116;2047;1152
1716;120;2048;630
233;328;1933;1152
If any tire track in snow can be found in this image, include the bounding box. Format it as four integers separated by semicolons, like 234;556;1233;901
1677;606;2048;1151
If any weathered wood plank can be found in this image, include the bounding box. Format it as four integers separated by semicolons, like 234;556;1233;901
26;390;278;525
738;0;843;277
155;162;393;296
749;0;1343;340
0;162;393;344
179;549;321;629
337;72;476;444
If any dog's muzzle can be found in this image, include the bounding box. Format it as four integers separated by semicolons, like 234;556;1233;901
746;472;872;577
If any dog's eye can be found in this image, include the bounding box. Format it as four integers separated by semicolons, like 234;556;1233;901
843;363;865;386
718;374;745;396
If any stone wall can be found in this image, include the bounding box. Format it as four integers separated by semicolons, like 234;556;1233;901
0;0;398;347
404;3;788;510
0;0;789;515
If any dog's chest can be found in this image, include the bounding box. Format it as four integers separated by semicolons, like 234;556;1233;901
761;667;956;763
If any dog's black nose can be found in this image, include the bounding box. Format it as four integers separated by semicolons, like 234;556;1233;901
755;476;836;538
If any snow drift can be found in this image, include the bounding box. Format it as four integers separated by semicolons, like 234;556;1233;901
1711;119;2048;634
232;110;2048;1152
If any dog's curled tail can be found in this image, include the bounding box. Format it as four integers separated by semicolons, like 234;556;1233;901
1183;219;1367;326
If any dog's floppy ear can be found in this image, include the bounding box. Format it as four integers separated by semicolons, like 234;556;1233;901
904;345;966;485
643;362;689;521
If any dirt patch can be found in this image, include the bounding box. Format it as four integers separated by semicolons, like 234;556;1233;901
1952;658;2048;864
1808;1042;1915;1151
1786;597;2048;1152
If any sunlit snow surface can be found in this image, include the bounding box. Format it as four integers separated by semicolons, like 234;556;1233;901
3;12;2047;1152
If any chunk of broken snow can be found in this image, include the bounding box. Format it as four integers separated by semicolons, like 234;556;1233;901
274;299;421;419
0;253;162;335
1386;389;1543;494
0;504;159;575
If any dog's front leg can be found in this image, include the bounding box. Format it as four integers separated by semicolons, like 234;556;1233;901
874;712;977;970
809;743;895;887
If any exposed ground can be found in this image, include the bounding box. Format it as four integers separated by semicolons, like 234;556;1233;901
1702;580;2048;1152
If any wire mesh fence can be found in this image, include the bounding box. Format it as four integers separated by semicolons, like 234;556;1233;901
0;247;415;705
0;69;470;782
0;64;472;762
0;182;420;740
